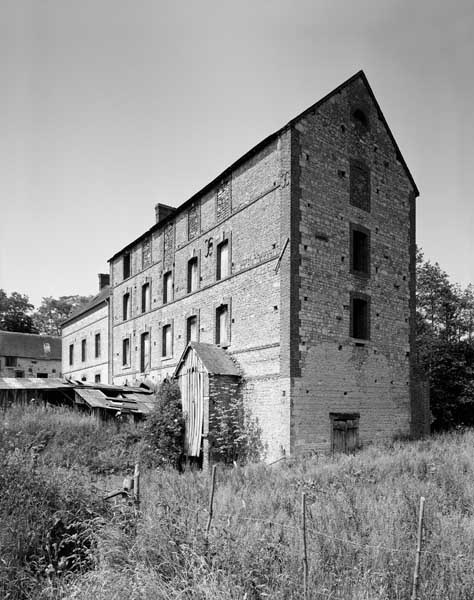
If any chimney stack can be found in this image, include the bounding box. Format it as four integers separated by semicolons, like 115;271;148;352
155;203;176;224
98;273;110;290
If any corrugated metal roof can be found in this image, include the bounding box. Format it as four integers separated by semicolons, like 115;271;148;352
0;332;61;360
74;387;154;414
0;377;69;390
175;342;240;377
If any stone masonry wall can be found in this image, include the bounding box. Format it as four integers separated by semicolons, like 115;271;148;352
290;77;416;453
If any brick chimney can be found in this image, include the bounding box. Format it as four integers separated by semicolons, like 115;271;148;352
155;203;176;223
98;273;110;290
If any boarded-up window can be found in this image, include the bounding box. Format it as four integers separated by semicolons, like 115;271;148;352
140;332;150;372
162;324;172;357
187;257;198;293
163;271;173;304
188;202;199;239
216;304;229;346
330;413;360;453
142;237;152;269
186;315;198;343
350;162;370;212
216;239;230;280
163;223;174;269
217;179;231;221
122;338;130;367
141;282;150;312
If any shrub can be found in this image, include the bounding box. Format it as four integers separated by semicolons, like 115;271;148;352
142;379;185;470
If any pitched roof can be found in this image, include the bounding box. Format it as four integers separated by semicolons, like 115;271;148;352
61;286;110;327
108;70;419;263
0;332;61;360
174;342;241;377
0;377;67;390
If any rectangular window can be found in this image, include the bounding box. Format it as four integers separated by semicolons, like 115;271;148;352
186;315;198;343
69;344;74;366
123;252;131;279
163;271;172;304
350;224;370;276
350;162;370;212
141;282;150;313
162;324;172;357
216;239;229;280
140;332;150;373
351;295;370;340
37;373;48;378
81;339;86;362
122;338;130;367
187;257;198;293
94;333;101;359
123;293;130;321
216;304;229;346
94;374;101;383
5;356;17;367
15;370;24;378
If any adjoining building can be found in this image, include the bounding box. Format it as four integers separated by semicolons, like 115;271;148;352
63;71;429;462
61;274;110;384
0;331;61;378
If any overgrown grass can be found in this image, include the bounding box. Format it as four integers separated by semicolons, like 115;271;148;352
2;404;474;599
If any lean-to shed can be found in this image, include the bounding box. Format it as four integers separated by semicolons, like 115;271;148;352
174;342;240;466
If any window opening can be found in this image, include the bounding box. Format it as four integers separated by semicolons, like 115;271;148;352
351;226;370;275
187;257;198;293
141;282;150;313
123;293;130;321
95;333;101;359
163;271;172;304
81;339;86;362
123;253;131;279
186;315;198;343
216;239;229;280
122;338;130;367
351;296;370;340
162;324;172;357
140;332;150;373
216;304;229;346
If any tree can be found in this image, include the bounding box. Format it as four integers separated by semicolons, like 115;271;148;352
0;290;37;333
33;295;94;335
416;249;474;430
142;379;185;470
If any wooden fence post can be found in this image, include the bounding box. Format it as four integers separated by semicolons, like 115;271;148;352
411;496;425;600
205;465;217;540
302;492;308;600
133;463;140;508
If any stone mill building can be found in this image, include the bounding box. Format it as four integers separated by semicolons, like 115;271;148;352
66;70;428;462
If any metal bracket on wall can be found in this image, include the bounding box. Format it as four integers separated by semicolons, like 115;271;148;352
274;237;290;274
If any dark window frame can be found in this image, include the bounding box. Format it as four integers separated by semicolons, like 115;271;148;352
163;271;173;304
122;338;131;367
187;256;199;293
141;282;150;313
94;333;101;359
123;252;131;280
350;293;370;341
350;223;371;277
162;323;173;358
216;238;230;281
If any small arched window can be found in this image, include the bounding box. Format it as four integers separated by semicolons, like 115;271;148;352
352;108;369;130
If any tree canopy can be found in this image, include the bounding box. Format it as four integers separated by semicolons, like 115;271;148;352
0;290;37;333
416;249;474;430
32;295;94;336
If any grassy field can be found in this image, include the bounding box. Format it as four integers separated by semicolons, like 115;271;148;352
1;404;474;599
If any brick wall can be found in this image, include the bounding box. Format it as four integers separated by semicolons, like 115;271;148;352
290;77;416;453
62;303;109;383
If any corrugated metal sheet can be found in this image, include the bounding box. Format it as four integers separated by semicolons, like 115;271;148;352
0;377;70;390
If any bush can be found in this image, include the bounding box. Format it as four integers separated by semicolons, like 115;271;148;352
0;451;109;600
142;379;185;469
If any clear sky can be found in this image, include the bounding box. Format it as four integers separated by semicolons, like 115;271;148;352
1;0;473;306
